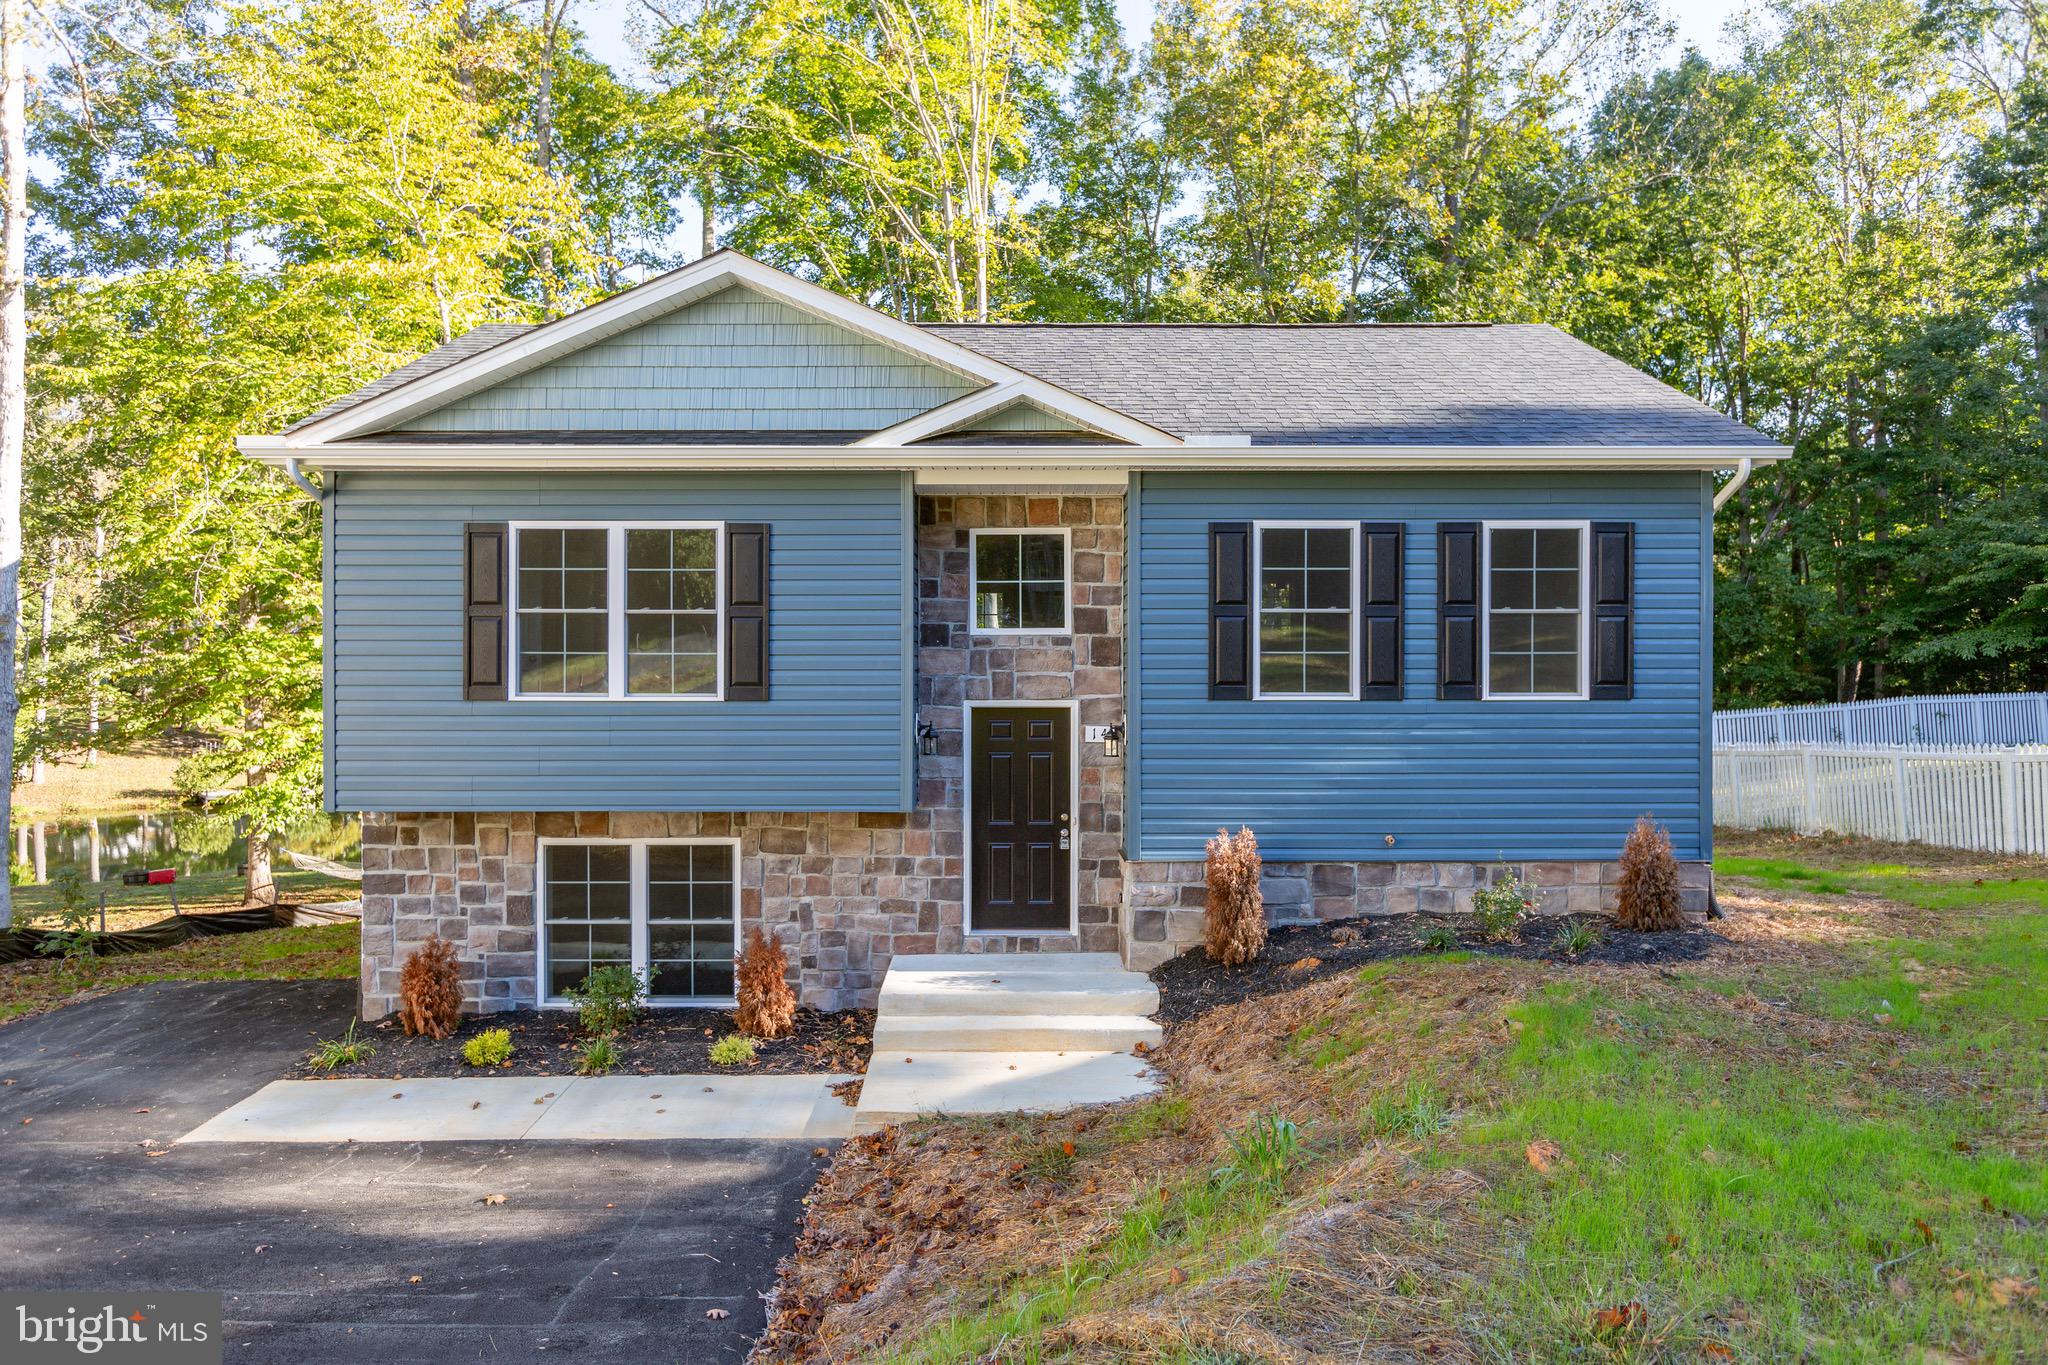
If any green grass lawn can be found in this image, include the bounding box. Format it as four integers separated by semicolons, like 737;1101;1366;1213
0;921;358;1025
11;866;358;932
782;840;2048;1364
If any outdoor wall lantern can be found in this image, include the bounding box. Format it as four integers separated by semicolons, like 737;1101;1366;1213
918;722;938;757
1102;723;1125;759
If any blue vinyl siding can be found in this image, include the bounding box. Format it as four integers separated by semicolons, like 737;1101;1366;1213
1132;472;1712;861
397;286;977;433
327;470;911;812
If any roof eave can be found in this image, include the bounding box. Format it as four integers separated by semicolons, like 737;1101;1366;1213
238;436;1788;473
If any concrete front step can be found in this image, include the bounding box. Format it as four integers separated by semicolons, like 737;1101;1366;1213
852;1051;1159;1133
870;1012;1164;1054
875;952;1161;1018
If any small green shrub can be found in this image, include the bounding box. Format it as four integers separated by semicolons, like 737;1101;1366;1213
1554;918;1604;957
461;1028;514;1067
576;1034;621;1075
1415;920;1461;953
565;965;646;1036
34;868;99;964
708;1034;756;1066
1471;870;1535;942
308;1019;374;1070
1214;1113;1302;1192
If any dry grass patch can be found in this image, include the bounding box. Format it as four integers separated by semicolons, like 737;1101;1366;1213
756;866;2048;1363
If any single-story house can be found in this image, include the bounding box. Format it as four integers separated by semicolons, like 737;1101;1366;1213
239;251;1786;1019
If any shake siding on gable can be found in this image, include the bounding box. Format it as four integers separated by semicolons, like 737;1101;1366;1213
395;286;979;433
327;470;912;812
1129;472;1713;862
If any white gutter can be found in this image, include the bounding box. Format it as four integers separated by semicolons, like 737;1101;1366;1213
1711;457;1754;512
241;437;1790;475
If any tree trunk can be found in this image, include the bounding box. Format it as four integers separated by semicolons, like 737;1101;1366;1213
699;171;716;257
86;522;101;765
30;566;49;782
0;0;25;931
243;802;275;907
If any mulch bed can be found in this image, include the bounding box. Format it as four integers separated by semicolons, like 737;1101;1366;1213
293;1006;874;1079
1151;912;1721;1025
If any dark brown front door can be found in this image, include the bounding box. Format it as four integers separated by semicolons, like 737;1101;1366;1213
971;707;1071;932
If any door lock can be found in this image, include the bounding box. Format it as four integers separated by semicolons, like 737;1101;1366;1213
1059;829;1071;850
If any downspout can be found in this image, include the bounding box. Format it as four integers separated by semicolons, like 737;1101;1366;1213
284;457;321;501
1711;457;1752;512
1705;454;1751;922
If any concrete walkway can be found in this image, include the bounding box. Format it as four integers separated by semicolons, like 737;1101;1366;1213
183;1072;858;1144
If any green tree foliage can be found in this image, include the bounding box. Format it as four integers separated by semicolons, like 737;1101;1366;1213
17;0;2048;874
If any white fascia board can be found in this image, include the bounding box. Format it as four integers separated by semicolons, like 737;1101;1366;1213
277;251;1179;449
240;437;1789;473
853;380;1154;448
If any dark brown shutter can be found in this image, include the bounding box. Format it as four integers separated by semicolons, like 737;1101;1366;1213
463;523;508;701
1360;522;1403;700
1590;521;1634;700
725;522;769;701
1208;522;1251;700
1437;522;1480;700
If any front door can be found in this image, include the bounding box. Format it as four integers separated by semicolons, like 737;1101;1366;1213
970;707;1071;932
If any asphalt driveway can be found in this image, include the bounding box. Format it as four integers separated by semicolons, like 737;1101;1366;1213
0;980;827;1363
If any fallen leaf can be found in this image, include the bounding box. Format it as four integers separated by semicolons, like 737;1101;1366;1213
813;1148;828;1159
19;1117;29;1125
133;1108;151;1114
391;1092;403;1100
1702;1345;1734;1359
1591;1302;1646;1338
254;1245;271;1254
1286;956;1323;973
1914;1218;1935;1245
1132;1041;1150;1055
1166;1267;1188;1286
1525;1139;1564;1174
407;1275;423;1284
470;1102;481;1111
705;1308;730;1320
1665;1233;1682;1249
1060;1141;1076;1157
479;1193;507;1206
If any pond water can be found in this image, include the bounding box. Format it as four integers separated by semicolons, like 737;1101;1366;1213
9;810;362;885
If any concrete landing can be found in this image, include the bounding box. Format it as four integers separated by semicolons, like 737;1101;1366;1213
853;1050;1158;1132
855;952;1162;1132
180;1073;858;1144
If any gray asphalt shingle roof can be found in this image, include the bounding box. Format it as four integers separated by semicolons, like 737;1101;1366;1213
924;322;1777;448
288;315;1775;449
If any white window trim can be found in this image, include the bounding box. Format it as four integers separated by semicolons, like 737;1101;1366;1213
966;527;1073;636
534;836;742;1007
1251;520;1361;701
1480;519;1592;702
508;520;725;702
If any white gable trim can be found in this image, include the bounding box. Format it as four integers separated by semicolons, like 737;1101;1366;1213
851;382;1139;447
278;252;1181;448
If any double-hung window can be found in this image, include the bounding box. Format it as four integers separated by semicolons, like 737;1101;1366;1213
512;522;723;699
539;839;738;1004
1483;521;1588;699
969;529;1070;633
1254;522;1358;699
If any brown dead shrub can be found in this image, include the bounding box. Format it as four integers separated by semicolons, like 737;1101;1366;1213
1615;814;1685;931
735;927;798;1040
397;936;462;1039
1205;826;1266;966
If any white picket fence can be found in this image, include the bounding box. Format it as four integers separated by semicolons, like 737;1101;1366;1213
1715;743;2048;853
1714;692;2048;748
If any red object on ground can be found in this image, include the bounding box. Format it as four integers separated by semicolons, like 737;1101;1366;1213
145;868;177;885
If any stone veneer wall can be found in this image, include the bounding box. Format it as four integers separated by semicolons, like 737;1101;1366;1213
1118;857;1714;971
357;491;1127;1019
913;492;1126;956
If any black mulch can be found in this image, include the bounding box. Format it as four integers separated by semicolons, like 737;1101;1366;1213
292;1006;875;1079
1151;912;1723;1025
